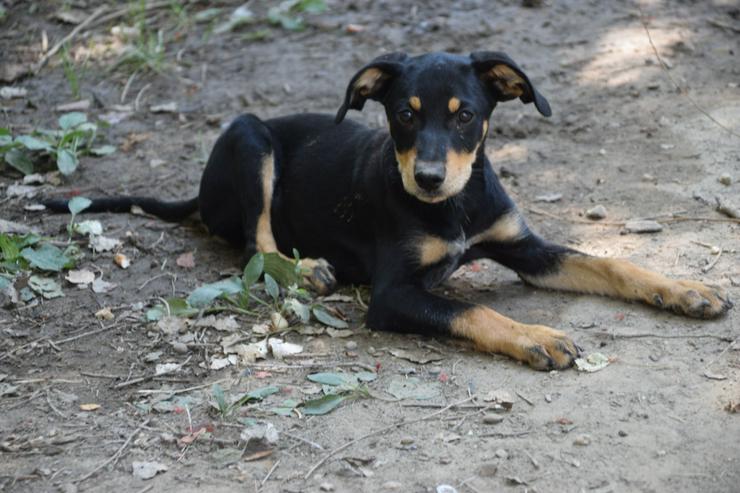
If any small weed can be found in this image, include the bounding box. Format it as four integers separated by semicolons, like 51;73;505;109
60;44;81;99
267;0;327;31
1;113;115;176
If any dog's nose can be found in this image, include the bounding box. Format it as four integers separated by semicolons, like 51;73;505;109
415;167;445;191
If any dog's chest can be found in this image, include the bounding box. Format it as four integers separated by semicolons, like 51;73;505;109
414;232;467;289
332;193;364;224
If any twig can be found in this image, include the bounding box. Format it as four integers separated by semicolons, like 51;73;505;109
304;396;475;479
607;333;733;342
34;6;108;74
115;356;192;389
701;247;723;273
135;377;229;395
703;336;739;372
134;83;152;112
478;429;532;438
283;433;324;450
400;402;488;409
76;418;151;483
121;70;139;104
707;18;740;34
52;322;122;345
260;459;280;487
45;391;68;419
515;391;534;406
639;9;740;139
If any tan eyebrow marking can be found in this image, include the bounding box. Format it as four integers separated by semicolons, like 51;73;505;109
409;96;421;111
448;97;461;113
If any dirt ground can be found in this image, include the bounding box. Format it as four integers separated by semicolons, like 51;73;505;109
1;1;739;492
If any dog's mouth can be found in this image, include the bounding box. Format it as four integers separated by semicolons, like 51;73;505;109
412;187;448;203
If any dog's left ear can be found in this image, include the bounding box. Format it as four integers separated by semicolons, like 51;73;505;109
470;51;551;117
335;52;408;124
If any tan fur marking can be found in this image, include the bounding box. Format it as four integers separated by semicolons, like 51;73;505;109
418;235;449;266
355;67;386;96
482;120;488;138
256;155;277;252
469;209;525;245
409;96;421;111
448;97;461;113
451;306;576;369
395;146;418;196
487;64;525;98
521;255;730;318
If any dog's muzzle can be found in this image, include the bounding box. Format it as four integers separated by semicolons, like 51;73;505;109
414;160;446;191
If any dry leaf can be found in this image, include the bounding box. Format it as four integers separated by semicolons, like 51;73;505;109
95;307;114;320
92;278;116;294
176;251;195;269
65;269;95;286
113;253;130;269
269;338;303;359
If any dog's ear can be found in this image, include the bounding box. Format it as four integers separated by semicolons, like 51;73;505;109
470;51;551;117
335;52;408;124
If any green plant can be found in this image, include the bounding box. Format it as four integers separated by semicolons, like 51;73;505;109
61;43;81;99
267;0;327;31
1;113;115;176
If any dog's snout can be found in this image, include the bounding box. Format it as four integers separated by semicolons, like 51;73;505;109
415;162;446;191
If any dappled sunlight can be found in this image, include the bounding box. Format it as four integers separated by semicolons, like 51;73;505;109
575;24;688;87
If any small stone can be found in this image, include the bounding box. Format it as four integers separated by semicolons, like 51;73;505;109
94;307;114;321
382;482;403;490
586;205;607;220
718;174;732;186
659;143;675;150
641;173;655;182
495;448;508;459
477;463;498;477
656;450;666;457
623;220;663;234
618;430;628;437
573;434;592;446
483;414;504;425
159;432;176;444
658;116;670;126
436;485;458;493
400;437;415;445
427;366;442;376
319;483;334;492
598;148;606;156
544;394;552;403
345;340;358;351
171;341;189;354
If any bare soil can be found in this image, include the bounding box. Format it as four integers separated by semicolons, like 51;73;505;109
1;1;739;492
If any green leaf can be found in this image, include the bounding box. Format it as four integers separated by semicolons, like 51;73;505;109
297;0;327;13
0;234;21;261
302;394;345;415
194;7;222;23
0;275;11;291
15;135;52;151
232;385;280;408
28;275;64;299
272;398;299;416
56;149;78;175
21;243;74;272
187;277;243;308
89;145;116;156
212;383;228;414
264;273;279;301
68;196;92;215
242;252;264;289
263;252;301;286
312;307;348;329
146;297;195;321
307;372;350;386
4;147;34;174
58;112;87;130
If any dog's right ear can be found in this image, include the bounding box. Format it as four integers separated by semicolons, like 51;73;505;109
335;52;408;124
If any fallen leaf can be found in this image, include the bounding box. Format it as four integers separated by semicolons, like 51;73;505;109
302;394;345;415
313;307;348;328
121;132;151;152
79;403;101;411
65;269;95;286
113;253;130;269
92;236;122;252
240;421;279;444
269;338;303;359
210;356;233;370
21;244;73;272
95;307;114;320
132;461;167;480
28;276;64;299
157;316;188;335
482;389;515;409
155;363;181;375
575;353;611;373
176;251;195;269
92;277;116;294
243;449;273;462
74;219;103;236
389;349;444;365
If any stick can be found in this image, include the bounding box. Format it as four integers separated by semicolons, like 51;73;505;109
135;377;229;395
304;396;474;479
701;247;723;273
115;356;191;389
639;10;740;139
76;418;151;483
260;459;280;487
52;322;122;345
34;6;108;74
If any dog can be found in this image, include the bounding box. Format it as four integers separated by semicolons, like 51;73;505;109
44;51;733;370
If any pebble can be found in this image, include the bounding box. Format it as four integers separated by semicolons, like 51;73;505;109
495;448;508;459
483;414;504;425
618;430;628;437
623;220;663;234
477;463;498;477
586;205;607;220
719;174;732;186
427;366;442;376
344;340;358;351
573;434;592;446
382;481;403;490
319;483;335;492
544;394;552;403
171;341;189;354
400;437;415;445
436;485;458;493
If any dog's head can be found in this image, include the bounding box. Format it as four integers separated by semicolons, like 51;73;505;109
336;52;551;203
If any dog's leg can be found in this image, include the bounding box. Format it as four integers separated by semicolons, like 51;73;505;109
253;152;336;294
368;281;580;370
470;209;732;318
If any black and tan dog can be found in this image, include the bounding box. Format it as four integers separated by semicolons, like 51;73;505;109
45;51;732;370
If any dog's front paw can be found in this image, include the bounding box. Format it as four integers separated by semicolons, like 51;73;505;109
518;325;581;371
299;258;337;295
654;281;732;319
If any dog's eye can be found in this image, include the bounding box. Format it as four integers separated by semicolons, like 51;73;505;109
398;109;413;124
458;110;474;123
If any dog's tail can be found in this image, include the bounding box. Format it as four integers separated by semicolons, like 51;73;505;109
42;196;199;223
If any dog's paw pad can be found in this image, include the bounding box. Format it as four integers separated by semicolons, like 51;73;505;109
300;258;337;295
660;281;732;319
522;326;580;371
